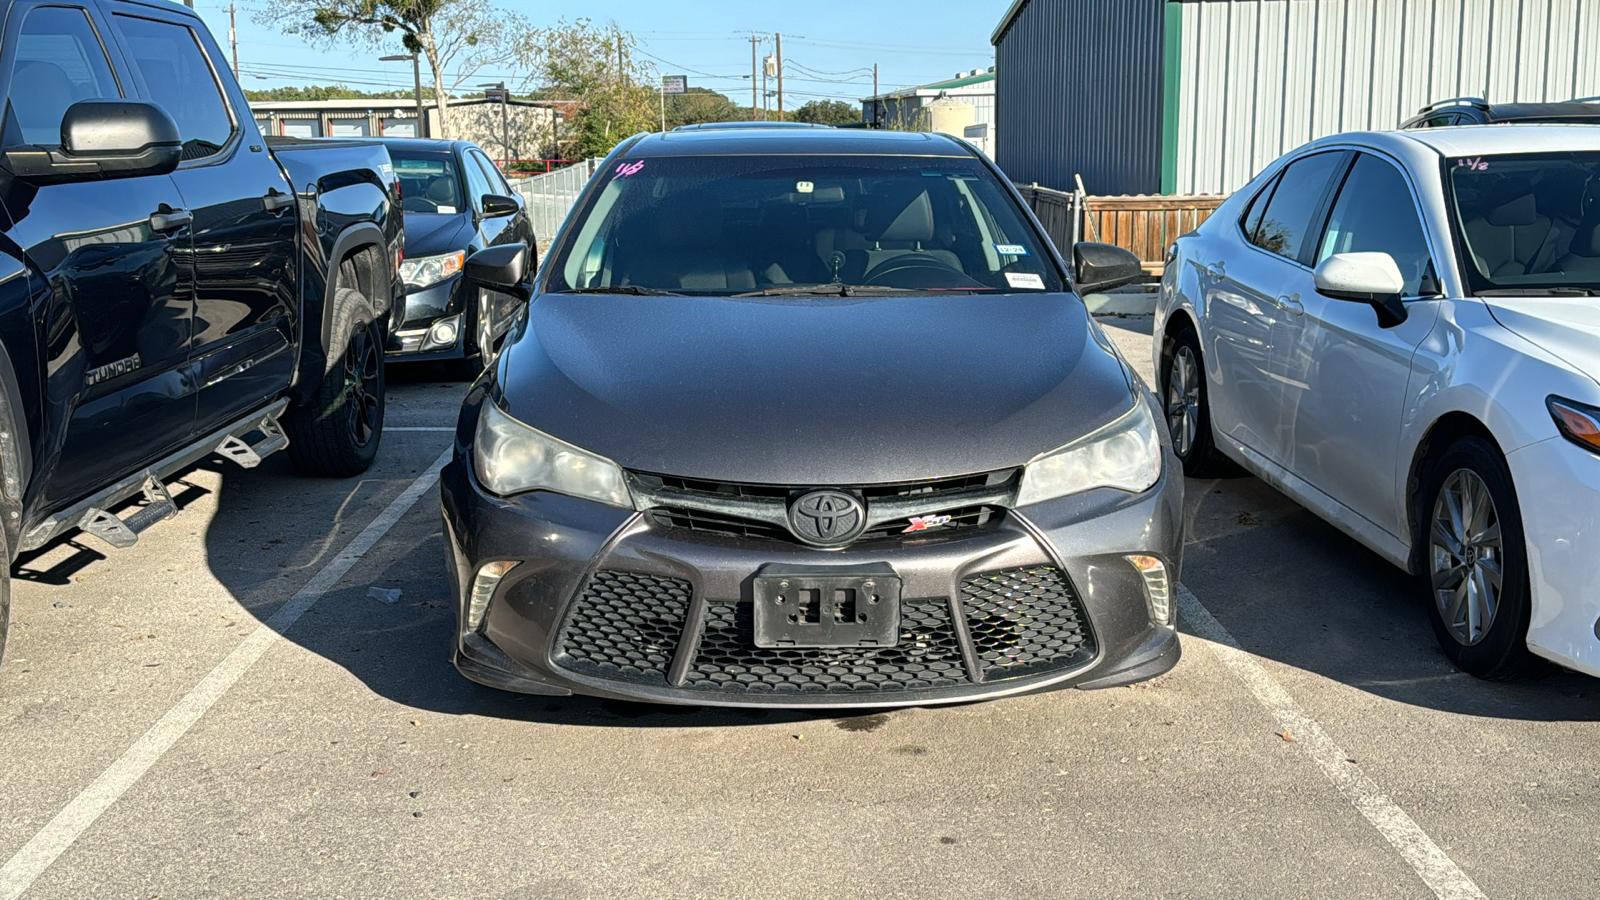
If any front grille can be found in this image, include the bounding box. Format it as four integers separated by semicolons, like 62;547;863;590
549;565;1097;698
960;566;1096;681
683;599;967;694
553;571;690;684
646;508;791;542
632;469;1019;547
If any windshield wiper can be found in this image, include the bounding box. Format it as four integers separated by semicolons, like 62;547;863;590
553;285;684;296
731;284;946;298
1476;287;1600;297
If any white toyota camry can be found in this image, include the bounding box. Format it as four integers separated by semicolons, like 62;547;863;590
1156;125;1600;680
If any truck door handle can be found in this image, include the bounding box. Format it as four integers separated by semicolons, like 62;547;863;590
262;189;295;212
148;206;192;232
1277;293;1304;316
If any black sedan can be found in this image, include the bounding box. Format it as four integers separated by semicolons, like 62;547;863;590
441;129;1183;707
382;138;533;376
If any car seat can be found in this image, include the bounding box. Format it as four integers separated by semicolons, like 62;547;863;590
1463;182;1566;277
854;188;963;281
618;191;757;292
426;175;460;210
11;61;77;145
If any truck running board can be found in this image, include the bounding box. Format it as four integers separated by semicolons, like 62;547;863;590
215;412;289;468
23;402;293;553
77;476;177;550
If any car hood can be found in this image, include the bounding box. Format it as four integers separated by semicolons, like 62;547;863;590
1483;296;1600;384
494;292;1136;485
402;212;472;258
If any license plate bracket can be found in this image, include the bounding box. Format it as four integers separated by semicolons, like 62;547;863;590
752;563;902;649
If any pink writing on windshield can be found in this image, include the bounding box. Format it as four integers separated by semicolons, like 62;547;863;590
616;161;646;177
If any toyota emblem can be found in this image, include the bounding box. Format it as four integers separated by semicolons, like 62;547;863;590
788;490;867;547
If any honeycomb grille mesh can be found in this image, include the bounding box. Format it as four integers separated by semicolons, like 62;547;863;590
960;566;1095;681
683;600;966;694
553;571;690;684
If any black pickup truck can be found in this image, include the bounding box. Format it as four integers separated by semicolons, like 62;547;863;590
0;0;403;662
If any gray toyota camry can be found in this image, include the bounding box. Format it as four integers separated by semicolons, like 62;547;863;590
440;128;1183;707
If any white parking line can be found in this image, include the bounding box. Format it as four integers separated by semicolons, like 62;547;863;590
0;448;453;900
1177;585;1487;900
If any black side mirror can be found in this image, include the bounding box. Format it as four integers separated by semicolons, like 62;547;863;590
464;244;533;301
1072;242;1144;294
2;100;181;185
480;193;519;219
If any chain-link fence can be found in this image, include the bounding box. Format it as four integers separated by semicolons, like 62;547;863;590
510;158;605;244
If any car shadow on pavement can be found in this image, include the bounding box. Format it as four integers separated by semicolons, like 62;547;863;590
1178;473;1600;723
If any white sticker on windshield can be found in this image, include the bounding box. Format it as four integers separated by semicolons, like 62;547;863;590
436;205;457;214
995;243;1029;256
1006;273;1046;290
796;181;815;193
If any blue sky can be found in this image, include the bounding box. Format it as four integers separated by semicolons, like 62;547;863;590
198;0;1008;106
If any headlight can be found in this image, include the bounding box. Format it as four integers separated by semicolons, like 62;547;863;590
473;401;632;507
400;250;465;290
1015;398;1163;505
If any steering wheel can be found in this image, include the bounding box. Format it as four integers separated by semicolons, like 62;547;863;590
863;255;981;289
403;195;441;214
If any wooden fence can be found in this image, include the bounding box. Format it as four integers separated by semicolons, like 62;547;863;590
1015;185;1228;276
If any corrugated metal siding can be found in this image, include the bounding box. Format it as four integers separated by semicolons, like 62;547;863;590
994;0;1167;195
1174;0;1600;194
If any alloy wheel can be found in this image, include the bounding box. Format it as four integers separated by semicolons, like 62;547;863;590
343;322;382;448
1165;346;1201;458
1429;468;1504;646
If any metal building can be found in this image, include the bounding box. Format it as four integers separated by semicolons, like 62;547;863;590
863;69;996;133
993;0;1600;196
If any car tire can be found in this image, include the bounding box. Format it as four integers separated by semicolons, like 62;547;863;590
1418;436;1538;680
286;288;386;477
1161;327;1233;477
0;539;10;671
445;289;495;382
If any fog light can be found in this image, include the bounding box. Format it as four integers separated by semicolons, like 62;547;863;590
1126;555;1173;627
466;560;518;632
423;315;462;351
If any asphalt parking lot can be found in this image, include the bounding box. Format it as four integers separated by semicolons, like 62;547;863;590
2;318;1597;900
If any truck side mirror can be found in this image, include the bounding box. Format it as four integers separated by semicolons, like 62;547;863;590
464;244;533;302
1072;242;1144;294
2;100;182;186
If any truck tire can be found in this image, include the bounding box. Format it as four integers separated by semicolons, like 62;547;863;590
286;288;385;477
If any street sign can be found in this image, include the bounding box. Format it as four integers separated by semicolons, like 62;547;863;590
662;75;688;95
484;88;506;103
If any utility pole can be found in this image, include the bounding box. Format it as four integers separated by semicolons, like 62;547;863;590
750;35;759;119
227;2;238;79
873;64;879;128
382;54;427;138
776;33;784;121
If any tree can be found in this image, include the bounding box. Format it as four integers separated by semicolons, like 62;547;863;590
792;99;862;126
663;87;743;130
526;19;658;159
260;0;533;139
244;84;414;102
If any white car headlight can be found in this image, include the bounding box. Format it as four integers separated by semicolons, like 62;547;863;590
473;401;633;507
400;250;465;290
1015;398;1163;505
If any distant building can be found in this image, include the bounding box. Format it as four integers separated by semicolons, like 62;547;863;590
862;68;995;137
247;97;570;161
993;0;1600;196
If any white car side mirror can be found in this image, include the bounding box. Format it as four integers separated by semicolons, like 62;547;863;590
1313;251;1409;328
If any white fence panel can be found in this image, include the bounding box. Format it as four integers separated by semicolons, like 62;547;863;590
510;158;604;244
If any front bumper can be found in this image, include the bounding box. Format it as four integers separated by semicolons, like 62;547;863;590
440;450;1184;708
387;276;466;360
1509;436;1600;678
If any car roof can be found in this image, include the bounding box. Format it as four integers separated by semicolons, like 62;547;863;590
1487;101;1600;121
1308;124;1600;160
672;121;833;131
622;128;972;158
368;137;473;153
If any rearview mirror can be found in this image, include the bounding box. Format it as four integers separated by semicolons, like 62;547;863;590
480;193;519;219
1;100;181;186
1314;252;1408;328
464;244;533;301
1072;242;1144;294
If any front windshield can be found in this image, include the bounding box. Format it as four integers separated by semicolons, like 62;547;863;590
1447;151;1600;293
547;154;1065;295
392;151;465;215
